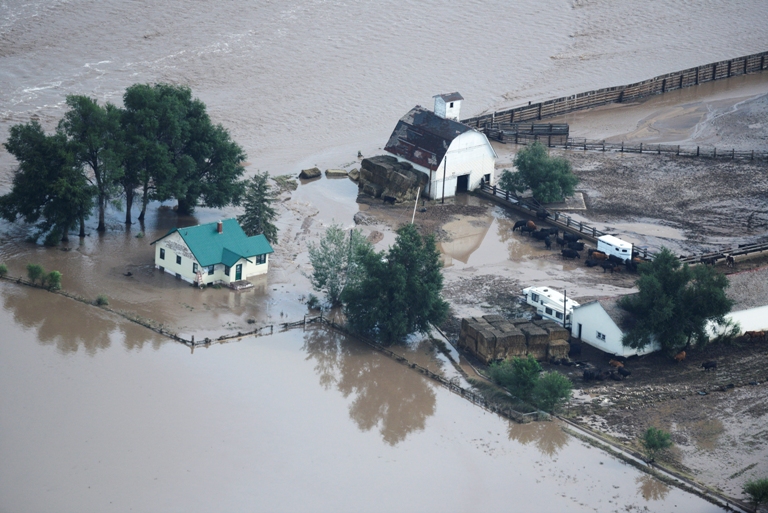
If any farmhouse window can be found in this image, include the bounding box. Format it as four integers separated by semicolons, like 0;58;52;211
255;254;266;265
596;331;606;341
160;248;165;260
193;263;198;274
225;266;230;276
176;255;182;265
208;265;215;274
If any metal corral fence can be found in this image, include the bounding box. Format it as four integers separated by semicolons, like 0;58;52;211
463;50;768;127
484;131;768;162
477;182;657;260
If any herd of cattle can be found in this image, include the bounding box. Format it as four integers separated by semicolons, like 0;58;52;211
512;218;644;273
579;354;719;383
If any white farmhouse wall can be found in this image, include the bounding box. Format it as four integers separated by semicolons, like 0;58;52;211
571;302;659;357
155;232;198;283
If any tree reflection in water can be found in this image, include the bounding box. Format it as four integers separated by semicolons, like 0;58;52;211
635;474;670;501
507;420;569;457
302;326;436;445
1;285;164;354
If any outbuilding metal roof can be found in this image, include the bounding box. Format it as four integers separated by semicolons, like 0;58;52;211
384;106;472;171
434;92;464;102
151;218;273;267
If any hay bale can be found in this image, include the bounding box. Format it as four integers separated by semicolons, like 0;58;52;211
475;329;498;364
494;322;517;333
547;339;570;360
518;323;550;360
494;328;527;360
533;320;571;341
511;318;532;327
482;314;504;325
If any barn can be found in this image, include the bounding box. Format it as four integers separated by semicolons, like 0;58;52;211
150;219;273;288
570;298;660;357
384;93;497;200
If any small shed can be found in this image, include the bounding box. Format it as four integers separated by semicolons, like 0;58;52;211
384;96;497;200
150;218;274;287
570;298;660;357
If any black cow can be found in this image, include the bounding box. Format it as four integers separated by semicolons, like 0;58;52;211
563;232;580;243
608;254;624;265
561;248;580;259
609;372;623;381
617;367;631;377
520;225;536;235
585;258;599;267
544;236;552;250
532;230;549;240
512;220;527;232
556;237;566;248
536;208;551;220
702;360;717;371
568;241;585;251
601;262;617;273
583;368;599;381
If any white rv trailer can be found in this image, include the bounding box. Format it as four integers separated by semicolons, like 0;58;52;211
522;286;580;325
597;235;633;263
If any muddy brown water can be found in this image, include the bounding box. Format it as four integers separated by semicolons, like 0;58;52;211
0;282;726;512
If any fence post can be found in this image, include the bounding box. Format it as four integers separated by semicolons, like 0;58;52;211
621;141;624;153
505;190;509;201
697;146;700;157
677;145;680;156
732;148;735;159
602;141;605;152
714;147;717;158
566;217;571;227
493;185;497;195
565;138;569;149
751;150;754;160
554;212;559;222
639;142;643;153
578;221;583;232
592;227;596;237
658;145;661;155
584;140;587;151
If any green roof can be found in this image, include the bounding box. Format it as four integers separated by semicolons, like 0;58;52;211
151;218;274;267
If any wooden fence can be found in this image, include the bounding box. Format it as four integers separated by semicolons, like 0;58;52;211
485;132;768;162
463;51;768;127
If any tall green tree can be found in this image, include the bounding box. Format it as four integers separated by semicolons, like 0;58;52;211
641;426;672;462
342;224;448;345
308;224;372;307
58;95;124;232
121;84;246;218
0;121;94;242
532;371;573;413
743;477;768;513
489;355;542;403
499;141;578;203
237;172;278;244
619;247;733;355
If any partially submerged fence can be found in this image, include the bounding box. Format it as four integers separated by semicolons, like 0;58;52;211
463;51;768;127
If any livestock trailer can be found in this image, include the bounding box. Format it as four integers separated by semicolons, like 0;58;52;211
597;235;633;263
523;286;580;326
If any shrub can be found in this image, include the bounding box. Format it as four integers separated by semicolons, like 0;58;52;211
532;372;573;413
641;426;673;462
488;355;542;403
743;477;768;512
46;271;62;290
95;294;109;306
306;293;321;310
0;264;8;277
26;264;45;285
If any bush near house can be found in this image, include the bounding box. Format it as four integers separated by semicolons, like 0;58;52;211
641;426;673;462
26;264;44;285
0;263;8;277
95;294;109;306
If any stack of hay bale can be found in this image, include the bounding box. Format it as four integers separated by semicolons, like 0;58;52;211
458;315;569;363
533;320;571;360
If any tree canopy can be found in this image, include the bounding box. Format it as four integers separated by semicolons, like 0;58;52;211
499;142;578;203
341;223;448;345
308;224;371;307
641;426;672;462
1;84;249;242
619;247;733;355
237;171;279;244
0;121;95;243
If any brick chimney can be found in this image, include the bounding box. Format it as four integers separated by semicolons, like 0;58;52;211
217;221;223;233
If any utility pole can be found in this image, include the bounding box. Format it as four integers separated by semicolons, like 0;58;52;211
441;156;447;204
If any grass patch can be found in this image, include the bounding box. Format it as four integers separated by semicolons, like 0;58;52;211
272;174;298;192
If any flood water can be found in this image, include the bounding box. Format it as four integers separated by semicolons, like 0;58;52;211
2;0;765;510
0;283;725;512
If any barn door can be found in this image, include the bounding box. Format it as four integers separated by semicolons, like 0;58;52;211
235;264;242;280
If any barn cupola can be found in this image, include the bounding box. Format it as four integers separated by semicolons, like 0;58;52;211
433;92;464;121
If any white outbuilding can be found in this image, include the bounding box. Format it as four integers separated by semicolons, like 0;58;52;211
570;297;660;357
384;93;497;200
